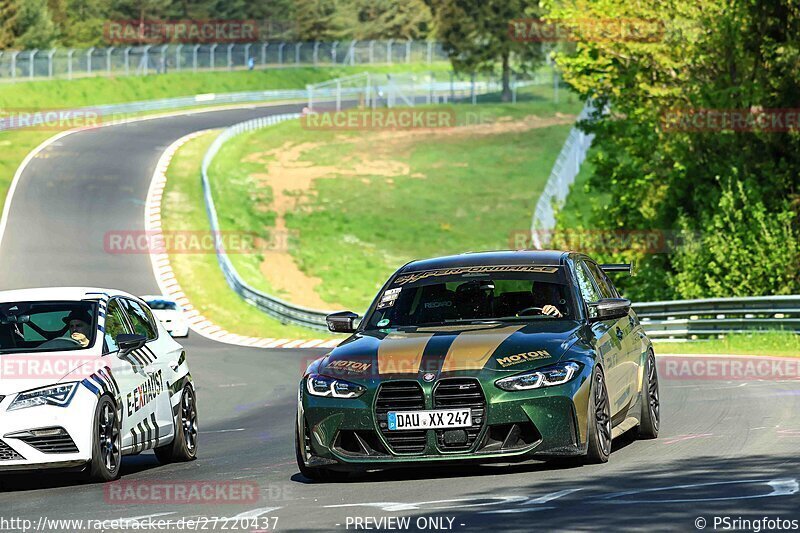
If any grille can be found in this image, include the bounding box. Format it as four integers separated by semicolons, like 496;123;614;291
433;378;486;451
16;433;79;454
0;439;24;461
375;381;427;454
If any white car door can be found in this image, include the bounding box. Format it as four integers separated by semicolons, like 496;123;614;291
104;297;163;453
120;298;175;447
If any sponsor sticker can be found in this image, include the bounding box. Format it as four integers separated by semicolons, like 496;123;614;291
377;287;402;309
496;350;551;368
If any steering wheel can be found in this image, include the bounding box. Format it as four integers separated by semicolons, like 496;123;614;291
516;306;544;317
39;336;82;349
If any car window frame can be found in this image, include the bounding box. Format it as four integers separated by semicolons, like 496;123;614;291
103;297;135;355
584;260;619;299
121;297;159;342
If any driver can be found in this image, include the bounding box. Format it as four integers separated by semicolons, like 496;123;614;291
63;310;93;347
532;283;564;318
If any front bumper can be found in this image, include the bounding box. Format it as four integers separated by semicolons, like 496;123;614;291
299;367;593;471
0;386;96;471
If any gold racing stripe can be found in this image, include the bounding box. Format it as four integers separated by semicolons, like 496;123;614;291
440;325;526;372
377;333;435;375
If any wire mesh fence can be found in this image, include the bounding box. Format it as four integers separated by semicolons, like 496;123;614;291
0;40;449;82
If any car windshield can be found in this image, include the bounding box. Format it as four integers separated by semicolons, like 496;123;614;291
363;265;573;329
0;301;98;353
146;299;178;311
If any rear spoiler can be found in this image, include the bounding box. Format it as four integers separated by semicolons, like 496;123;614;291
600;263;634;275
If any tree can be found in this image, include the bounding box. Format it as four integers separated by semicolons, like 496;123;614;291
428;0;544;101
13;0;58;48
545;0;800;299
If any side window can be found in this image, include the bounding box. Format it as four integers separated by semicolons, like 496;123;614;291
104;299;131;353
585;262;616;299
575;261;601;304
122;300;157;340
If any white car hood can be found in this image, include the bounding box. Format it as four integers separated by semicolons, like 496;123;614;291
152;309;183;322
0;350;101;395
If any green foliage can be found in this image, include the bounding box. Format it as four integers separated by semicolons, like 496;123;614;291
428;0;544;100
546;0;800;299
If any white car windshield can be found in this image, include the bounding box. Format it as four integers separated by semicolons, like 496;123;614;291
0;301;98;353
146;299;178;311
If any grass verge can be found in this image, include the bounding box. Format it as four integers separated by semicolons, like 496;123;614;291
653;331;800;357
208;84;583;311
160;130;328;339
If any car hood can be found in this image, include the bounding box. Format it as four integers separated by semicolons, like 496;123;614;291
318;321;583;381
0;350;101;395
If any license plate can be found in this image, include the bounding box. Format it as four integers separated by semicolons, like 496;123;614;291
387;409;472;431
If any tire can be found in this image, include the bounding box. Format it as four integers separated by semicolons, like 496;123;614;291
295;418;348;482
155;385;198;464
638;351;660;439
88;395;122;482
585;366;612;464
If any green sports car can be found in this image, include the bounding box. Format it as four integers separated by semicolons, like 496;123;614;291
295;250;660;481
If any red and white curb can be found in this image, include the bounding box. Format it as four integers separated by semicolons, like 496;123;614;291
145;131;341;350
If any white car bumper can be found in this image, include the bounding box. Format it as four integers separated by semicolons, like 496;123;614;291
0;385;96;471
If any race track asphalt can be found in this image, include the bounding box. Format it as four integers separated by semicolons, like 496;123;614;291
0;103;797;532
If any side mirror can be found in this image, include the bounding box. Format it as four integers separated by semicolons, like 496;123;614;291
588;298;631;323
326;311;359;334
116;333;147;352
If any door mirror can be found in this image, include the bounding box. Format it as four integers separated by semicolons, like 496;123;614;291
588;298;631;323
326;311;359;333
116;333;147;352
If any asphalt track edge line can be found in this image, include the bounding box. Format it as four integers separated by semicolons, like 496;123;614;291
144;131;341;350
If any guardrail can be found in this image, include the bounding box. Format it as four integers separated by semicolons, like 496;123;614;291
634;295;800;339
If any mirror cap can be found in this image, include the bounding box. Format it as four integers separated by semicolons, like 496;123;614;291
589;298;631;322
326;311;359;334
116;333;147;351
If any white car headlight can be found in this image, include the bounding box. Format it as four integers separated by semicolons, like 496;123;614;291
306;374;366;399
7;382;79;411
495;362;581;391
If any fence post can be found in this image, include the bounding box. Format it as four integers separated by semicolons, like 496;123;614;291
66;49;72;80
553;69;559;104
348;40;356;65
512;75;517;104
28;49;37;79
365;72;371;107
160;44;168;73
387;39;393;64
261;42;268;65
141;45;150;74
106;47;114;74
124;46;130;75
406;40;411;63
331;41;338;64
192;45;199;71
244;43;252;68
471;72;476;104
336;80;341;111
210;44;217;69
295;42;301;64
312;41;319;65
10;51;17;79
307;84;313;112
427;41;432;64
86;47;94;75
278;42;285;65
450;71;454;100
175;44;182;72
226;43;233;70
368;40;374;64
47;48;55;78
428;71;433;104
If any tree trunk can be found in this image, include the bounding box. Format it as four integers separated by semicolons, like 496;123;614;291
501;51;512;102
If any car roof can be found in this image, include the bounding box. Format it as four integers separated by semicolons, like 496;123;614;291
397;250;570;273
0;287;138;302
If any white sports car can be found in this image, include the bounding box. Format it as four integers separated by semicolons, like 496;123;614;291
141;295;190;338
0;287;197;481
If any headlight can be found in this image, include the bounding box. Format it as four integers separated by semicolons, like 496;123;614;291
306;374;366;399
495;362;581;391
7;382;79;411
